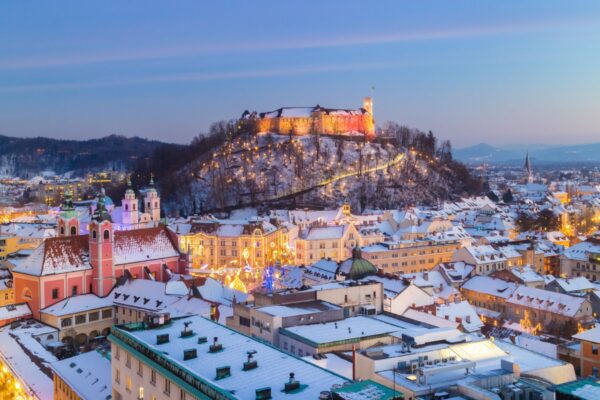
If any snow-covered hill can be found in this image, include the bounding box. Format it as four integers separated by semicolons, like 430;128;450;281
164;132;474;215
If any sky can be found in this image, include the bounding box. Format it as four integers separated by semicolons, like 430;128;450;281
1;1;600;148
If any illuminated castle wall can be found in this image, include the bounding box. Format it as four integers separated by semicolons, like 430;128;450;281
241;97;375;139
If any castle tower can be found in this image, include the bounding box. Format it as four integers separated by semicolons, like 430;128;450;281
57;190;80;236
524;152;533;184
144;174;161;222
362;96;375;139
90;189;114;297
121;176;139;226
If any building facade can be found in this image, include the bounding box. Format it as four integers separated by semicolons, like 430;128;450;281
241;97;375;138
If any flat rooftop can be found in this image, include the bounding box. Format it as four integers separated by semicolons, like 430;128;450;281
110;316;349;399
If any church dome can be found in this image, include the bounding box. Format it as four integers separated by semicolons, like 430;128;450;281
338;247;378;280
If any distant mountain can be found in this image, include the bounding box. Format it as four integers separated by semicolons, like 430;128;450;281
0;134;172;178
454;142;600;164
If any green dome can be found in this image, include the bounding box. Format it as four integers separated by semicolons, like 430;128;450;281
338;247;378;280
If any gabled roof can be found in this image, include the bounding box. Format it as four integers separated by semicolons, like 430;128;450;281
13;226;180;277
113;226;179;265
13;235;91;276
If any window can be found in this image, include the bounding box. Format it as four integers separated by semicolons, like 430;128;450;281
239;316;250;327
137;360;143;377
104;230;110;240
102;309;113;319
61;318;72;327
164;379;171;396
75;314;86;324
115;368;120;384
115;346;120;360
71;286;78;296
60;226;65;235
150;369;156;386
126;352;131;368
593;345;599;355
70;226;77;235
52;288;59;299
126;376;132;391
89;311;99;322
92;230;97;239
180;389;185;400
139;386;144;399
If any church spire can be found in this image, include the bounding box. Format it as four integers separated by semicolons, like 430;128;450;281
524;152;533;184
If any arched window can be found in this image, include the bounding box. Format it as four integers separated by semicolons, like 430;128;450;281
92;230;97;239
70;226;77;235
125;204;129;211
104;230;110;240
133;204;136;211
147;202;151;208
154;201;158;208
60;226;65;235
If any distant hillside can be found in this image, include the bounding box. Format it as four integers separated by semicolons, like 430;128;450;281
454;142;600;164
0;134;171;178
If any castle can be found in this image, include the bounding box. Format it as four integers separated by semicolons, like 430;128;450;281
241;97;375;139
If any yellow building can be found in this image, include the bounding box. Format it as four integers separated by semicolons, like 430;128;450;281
175;218;290;270
0;233;20;261
52;350;112;400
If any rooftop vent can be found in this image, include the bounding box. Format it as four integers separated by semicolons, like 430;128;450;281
284;372;300;393
181;321;194;338
156;333;170;345
209;336;223;353
243;350;258;371
215;366;231;380
197;336;208;344
255;387;272;400
183;348;197;361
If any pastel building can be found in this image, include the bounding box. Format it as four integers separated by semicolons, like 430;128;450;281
12;191;184;318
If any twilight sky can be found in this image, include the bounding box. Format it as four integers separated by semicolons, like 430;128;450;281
1;1;600;147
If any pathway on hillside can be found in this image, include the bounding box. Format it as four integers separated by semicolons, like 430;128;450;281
267;151;406;202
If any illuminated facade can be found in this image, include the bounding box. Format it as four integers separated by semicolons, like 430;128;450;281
176;219;289;270
241;97;375;139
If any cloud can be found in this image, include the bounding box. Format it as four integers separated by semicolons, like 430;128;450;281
0;60;411;92
0;17;595;70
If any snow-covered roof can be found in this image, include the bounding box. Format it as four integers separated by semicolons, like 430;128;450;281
510;266;544;283
304;226;345;240
435;301;484;332
0;322;58;400
0;303;31;322
41;294;112;317
113;226;179;265
507;286;587;318
197;277;249;306
552;277;595;293
51;350;112;400
401;309;459;329
574;325;600;344
564;240;600;262
12;226;180;277
280;316;399;346
112;315;349;399
12;236;90;276
461;276;517;299
258;301;340;318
